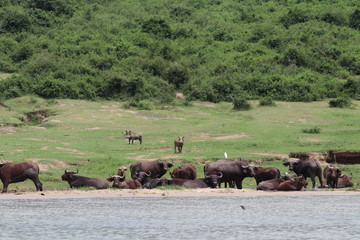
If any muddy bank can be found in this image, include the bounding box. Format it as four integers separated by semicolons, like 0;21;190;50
1;188;359;199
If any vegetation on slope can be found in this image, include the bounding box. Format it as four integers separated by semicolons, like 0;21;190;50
0;0;360;102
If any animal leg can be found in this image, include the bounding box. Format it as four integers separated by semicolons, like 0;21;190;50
2;180;9;193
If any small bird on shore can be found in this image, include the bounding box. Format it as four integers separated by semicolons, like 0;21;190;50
240;205;245;210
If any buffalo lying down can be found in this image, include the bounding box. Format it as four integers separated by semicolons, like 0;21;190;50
61;170;109;190
0;161;43;193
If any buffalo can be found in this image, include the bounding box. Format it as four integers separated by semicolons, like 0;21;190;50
337;174;353;188
142;178;169;189
253;167;281;185
170;163;196;180
283;159;323;188
257;174;293;191
107;175;141;189
168;178;215;188
174;136;184;153
0;161;43;193
204;159;255;189
277;175;308;191
61;170;109;189
124;131;142;144
323;165;341;188
130;160;173;180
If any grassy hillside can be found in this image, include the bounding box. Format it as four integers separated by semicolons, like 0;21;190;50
0;96;359;190
1;0;360;102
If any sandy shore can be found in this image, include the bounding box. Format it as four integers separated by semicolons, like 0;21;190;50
1;188;359;199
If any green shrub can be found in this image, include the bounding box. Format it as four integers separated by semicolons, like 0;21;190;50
259;97;276;106
142;18;172;38
349;9;360;30
302;127;321;134
233;97;251;111
2;8;31;33
329;95;353;108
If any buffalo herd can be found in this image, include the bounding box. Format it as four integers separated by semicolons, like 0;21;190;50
0;157;354;193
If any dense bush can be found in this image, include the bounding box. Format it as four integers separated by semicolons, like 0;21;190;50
259;97;276;107
233;97;251;111
329;95;353;108
0;0;359;102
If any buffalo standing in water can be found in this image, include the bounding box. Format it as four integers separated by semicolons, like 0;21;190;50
0;161;43;193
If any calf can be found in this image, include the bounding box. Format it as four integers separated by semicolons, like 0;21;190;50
337;174;353;188
174;136;184;153
107;175;141;189
257;174;293;191
253;167;281;185
61;170;109;190
323;165;341;188
277;175;308;191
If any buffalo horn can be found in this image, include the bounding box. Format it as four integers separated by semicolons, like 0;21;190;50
205;172;210;178
145;171;152;176
217;172;223;178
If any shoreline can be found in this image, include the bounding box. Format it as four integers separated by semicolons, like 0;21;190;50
1;188;359;199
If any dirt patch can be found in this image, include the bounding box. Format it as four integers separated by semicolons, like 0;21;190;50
249;152;289;160
0;127;17;134
301;137;321;142
21;109;52;124
55;147;85;155
86;127;103;130
193;133;249;141
26;158;70;171
193;102;216;108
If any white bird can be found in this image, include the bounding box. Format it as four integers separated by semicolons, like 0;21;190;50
224;152;228;159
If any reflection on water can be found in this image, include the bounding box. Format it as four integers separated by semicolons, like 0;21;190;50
1;195;359;240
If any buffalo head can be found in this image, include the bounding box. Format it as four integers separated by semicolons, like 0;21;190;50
283;159;300;172
107;175;126;188
205;172;223;188
61;169;79;181
135;171;152;184
157;159;173;172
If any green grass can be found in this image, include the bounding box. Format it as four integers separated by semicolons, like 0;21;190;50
1;96;359;191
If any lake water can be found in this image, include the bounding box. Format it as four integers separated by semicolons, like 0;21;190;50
1;194;359;240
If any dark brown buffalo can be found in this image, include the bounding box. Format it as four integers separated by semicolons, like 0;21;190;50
124;131;142;144
61;170;109;189
337;174;353;188
107;175;141;189
283;159;323;188
253;167;281;185
277;175;308;191
0;161;43;193
323;165;342;188
174;136;184;153
130;160;173;180
204;159;255;189
168;178;215;188
142;178;169;189
257;174;293;191
170;163;196;180
134;171;152;185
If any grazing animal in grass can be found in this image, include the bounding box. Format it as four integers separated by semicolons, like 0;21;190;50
0;161;43;193
174;136;184;153
61;170;109;190
323;165;342;188
124;131;142;144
